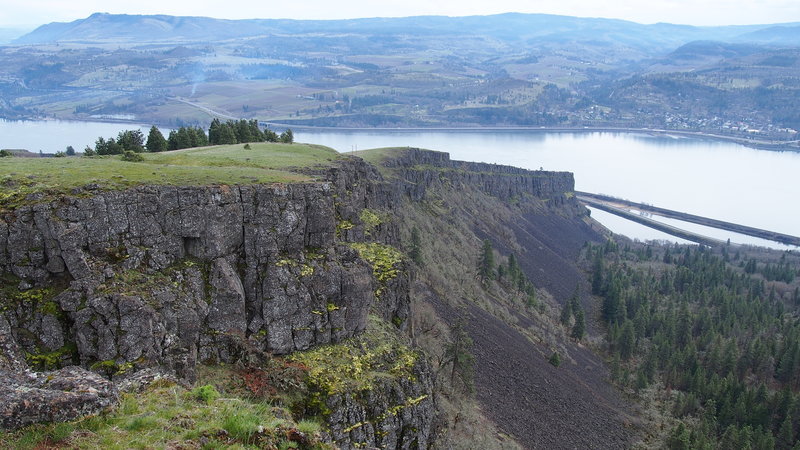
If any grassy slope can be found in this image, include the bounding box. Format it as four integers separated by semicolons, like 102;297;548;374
351;147;403;167
0;377;328;450
0;142;342;208
0;316;419;449
358;149;641;448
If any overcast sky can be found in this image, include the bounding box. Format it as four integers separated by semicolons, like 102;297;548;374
2;0;800;28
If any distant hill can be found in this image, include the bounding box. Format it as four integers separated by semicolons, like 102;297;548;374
734;25;800;45
12;12;795;51
0;27;33;44
4;12;800;135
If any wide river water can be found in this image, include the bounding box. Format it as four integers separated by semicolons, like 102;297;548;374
2;120;798;248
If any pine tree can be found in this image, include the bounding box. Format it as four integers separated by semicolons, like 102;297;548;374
496;263;505;281
280;129;294;143
117;129;145;152
592;252;605;294
560;301;573;326
618;319;636;361
571;308;586;340
477;240;495;284
208;118;222;145
667;423;691;450
444;318;474;394
146;125;168;152
778;414;795;450
548;352;561;367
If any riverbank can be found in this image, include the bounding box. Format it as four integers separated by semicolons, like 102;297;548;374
266;123;800;153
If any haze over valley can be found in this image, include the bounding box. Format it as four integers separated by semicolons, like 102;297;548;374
2;8;800;450
2;12;800;148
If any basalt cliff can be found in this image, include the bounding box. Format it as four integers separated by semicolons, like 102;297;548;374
0;149;635;449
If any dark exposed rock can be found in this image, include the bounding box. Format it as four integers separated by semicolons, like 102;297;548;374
1;182;389;371
0;366;118;431
116;367;184;393
325;357;435;450
0;151;577;444
0;316;118;431
382;148;574;205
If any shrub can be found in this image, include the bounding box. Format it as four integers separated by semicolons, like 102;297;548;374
191;384;220;404
548;352;561;367
121;150;144;162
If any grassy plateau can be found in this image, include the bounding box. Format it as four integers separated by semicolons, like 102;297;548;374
0;143;343;209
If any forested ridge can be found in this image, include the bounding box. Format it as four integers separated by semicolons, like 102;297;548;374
587;240;800;448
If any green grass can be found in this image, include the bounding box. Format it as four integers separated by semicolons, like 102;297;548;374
0;377;331;450
289;315;418;397
0;142;343;209
352;146;434;177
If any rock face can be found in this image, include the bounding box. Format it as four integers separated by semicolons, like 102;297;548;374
382;147;574;205
0;150;575;441
0;316;118;430
0;182;403;381
326;357;435;450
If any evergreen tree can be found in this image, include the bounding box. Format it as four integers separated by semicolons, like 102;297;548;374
560;301;573;326
146;125;168;152
549;351;561;367
497;263;506;281
264;128;279;142
95;136;122;155
508;253;520;284
667;423;691;450
65;145;75;156
778;414;795;450
208;118;222;145
618;319;636;361
235;119;253;143
592;252;605;294
217;122;237;144
444;318;474;394
280;129;294;143
571;308;586;340
117;130;145;152
477;240;495;284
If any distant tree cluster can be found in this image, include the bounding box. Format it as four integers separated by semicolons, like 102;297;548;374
208;118;293;145
477;240;538;308
589;240;800;449
559;286;586;341
167;126;208;150
89;129;145;155
496;251;538;307
84;120;293;156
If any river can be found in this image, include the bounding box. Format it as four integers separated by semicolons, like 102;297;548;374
2;120;797;248
294;129;800;249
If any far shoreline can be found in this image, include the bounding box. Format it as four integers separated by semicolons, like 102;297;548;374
4;116;799;153
269;123;800;153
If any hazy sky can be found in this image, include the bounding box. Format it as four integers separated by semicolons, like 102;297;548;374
2;0;800;28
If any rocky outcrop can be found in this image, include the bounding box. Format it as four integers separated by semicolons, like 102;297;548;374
0;316;117;430
0;151;575;440
381;148;574;204
326;357;434;450
0;181;400;381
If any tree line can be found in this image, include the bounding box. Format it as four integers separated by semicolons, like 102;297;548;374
84;119;294;155
588;240;800;449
